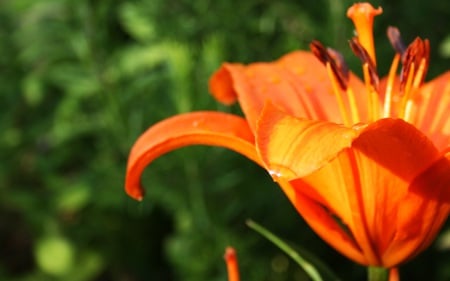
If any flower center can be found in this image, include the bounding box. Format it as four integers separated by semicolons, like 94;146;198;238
310;3;430;126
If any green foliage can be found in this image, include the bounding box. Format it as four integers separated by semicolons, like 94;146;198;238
1;0;450;280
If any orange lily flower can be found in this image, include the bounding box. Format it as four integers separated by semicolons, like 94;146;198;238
125;2;450;269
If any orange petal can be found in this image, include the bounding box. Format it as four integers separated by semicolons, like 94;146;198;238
289;148;380;265
209;51;346;131
208;63;242;105
125;112;260;200
278;178;368;265
380;151;450;266
256;102;360;180
414;71;450;150
288;119;446;266
255;103;377;264
350;118;443;266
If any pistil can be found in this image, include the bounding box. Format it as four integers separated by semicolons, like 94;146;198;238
347;3;382;66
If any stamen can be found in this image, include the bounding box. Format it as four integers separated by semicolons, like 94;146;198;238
224;247;240;281
347;3;383;66
401;38;430;87
326;63;351;126
363;64;381;121
387;26;406;56
349;38;379;90
327;47;350;81
346;87;360;124
310;41;348;89
327;47;361;123
404;99;415;122
399;37;430;120
383;53;401;118
400;62;416;120
384;27;404;118
412;58;427;89
310;41;353;125
404;58;427;122
349;38;381;121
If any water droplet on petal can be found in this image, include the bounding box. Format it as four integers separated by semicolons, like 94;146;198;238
268;164;298;182
269;169;283;180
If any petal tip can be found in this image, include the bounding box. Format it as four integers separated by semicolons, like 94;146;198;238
209;64;239;105
126;185;145;201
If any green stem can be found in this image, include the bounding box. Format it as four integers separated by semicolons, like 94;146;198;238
246;220;324;281
368;266;389;281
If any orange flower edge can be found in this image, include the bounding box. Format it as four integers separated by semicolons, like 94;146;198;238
256;102;361;180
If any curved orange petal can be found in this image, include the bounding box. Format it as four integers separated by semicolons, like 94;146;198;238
350;119;444;266
209;51;352;131
125;112;260;200
380;151;450;266
255;102;360;180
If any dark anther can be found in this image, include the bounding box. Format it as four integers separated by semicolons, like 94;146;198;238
310;40;349;90
327;47;350;81
400;37;430;87
310;40;329;64
349;38;379;89
387;26;406;56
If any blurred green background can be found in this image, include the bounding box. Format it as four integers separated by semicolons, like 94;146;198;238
2;0;450;280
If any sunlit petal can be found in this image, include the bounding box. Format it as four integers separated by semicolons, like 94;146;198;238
351;119;443;265
256;102;359;180
293;148;380;265
282;176;369;265
381;151;450;266
414;71;450;150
